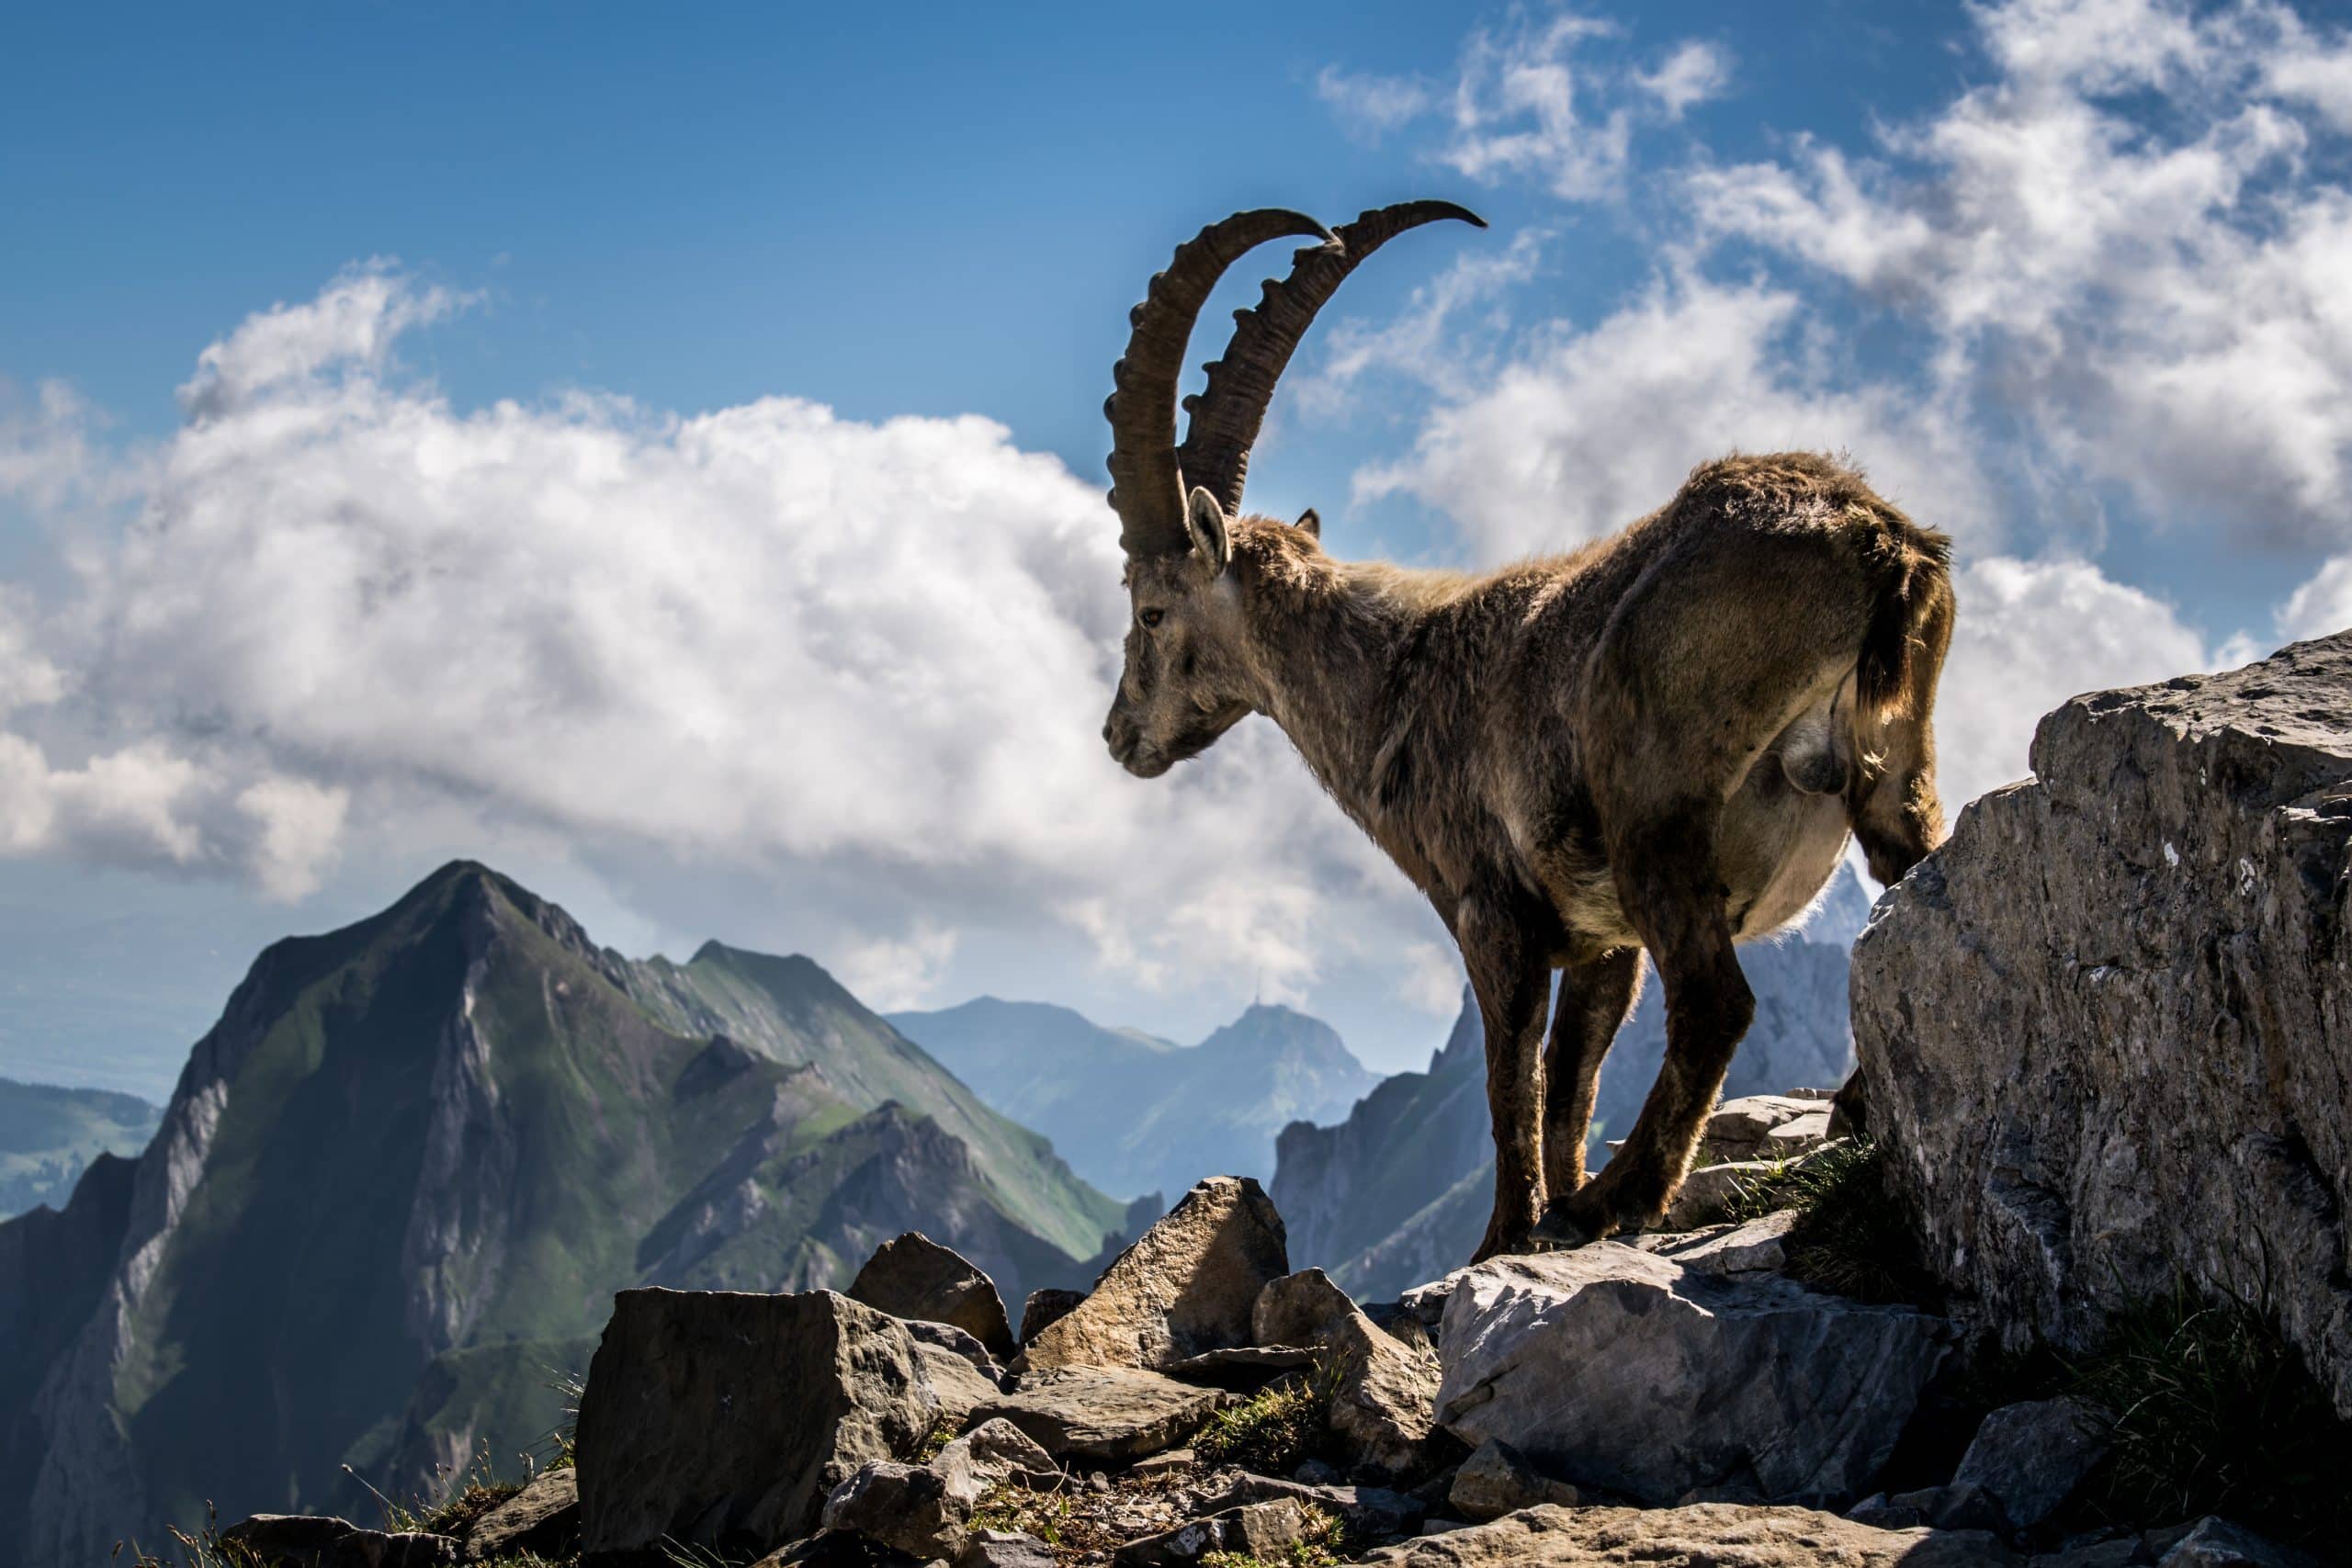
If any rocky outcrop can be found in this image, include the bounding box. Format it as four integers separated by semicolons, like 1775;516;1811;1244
1431;1245;1950;1505
1447;1438;1582;1520
1016;1177;1288;1374
1852;633;2352;1413
850;1232;1017;1359
573;1288;938;1560
1355;1502;2008;1567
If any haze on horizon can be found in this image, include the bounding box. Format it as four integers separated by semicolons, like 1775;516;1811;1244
6;0;2352;1096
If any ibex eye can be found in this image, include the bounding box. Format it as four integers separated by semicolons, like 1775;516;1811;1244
1140;609;1165;628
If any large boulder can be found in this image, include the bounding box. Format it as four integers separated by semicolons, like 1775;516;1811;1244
850;1233;1018;1361
1355;1503;2008;1567
574;1288;938;1561
1851;633;2352;1412
1016;1177;1288;1374
1431;1246;1949;1505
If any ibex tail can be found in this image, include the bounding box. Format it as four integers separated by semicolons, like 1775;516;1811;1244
1853;503;1955;726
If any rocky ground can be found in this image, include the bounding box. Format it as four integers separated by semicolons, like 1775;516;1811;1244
187;635;2352;1568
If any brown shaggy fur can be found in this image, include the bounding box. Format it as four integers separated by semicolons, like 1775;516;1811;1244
1107;451;1954;1255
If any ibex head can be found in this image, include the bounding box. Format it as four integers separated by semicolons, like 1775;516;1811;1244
1101;203;1485;779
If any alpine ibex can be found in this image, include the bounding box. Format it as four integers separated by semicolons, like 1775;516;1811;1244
1100;204;1955;1258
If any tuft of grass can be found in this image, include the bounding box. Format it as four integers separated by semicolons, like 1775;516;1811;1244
1191;1369;1336;1475
915;1415;960;1461
2062;1282;2352;1545
419;1479;523;1538
1716;1139;1938;1305
971;1480;1077;1545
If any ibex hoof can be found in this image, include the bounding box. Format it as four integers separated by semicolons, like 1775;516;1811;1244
1530;1201;1609;1248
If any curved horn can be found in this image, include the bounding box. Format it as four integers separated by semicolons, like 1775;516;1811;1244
1107;209;1333;558
1178;200;1487;518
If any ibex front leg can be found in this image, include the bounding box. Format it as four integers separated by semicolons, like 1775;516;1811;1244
1458;890;1553;1262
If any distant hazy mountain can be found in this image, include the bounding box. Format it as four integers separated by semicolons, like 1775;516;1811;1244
888;998;1377;1202
0;1078;161;1220
1274;865;1873;1299
0;863;1125;1564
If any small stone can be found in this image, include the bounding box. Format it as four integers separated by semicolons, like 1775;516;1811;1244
958;1529;1059;1568
918;1338;1007;1428
1361;1503;2013;1565
1764;1110;1834;1154
1447;1438;1580;1522
970;1366;1231;1462
1846;1494;1924;1529
1292;1458;1342;1486
850;1233;1018;1361
321;1532;460;1568
907;1318;1007;1378
461;1469;577;1562
1887;1483;2006;1533
2158;1517;2324;1568
1201;1473;1425;1539
1114;1499;1315;1567
1131;1450;1195;1481
1952;1396;2113;1529
822;1462;958;1558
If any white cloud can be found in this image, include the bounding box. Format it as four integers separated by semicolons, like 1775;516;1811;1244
1635;40;1731;119
1314;64;1433;140
835;919;959;1012
0;270;1422;993
1356;273;2000;559
1440;15;1632;200
1298;228;1547;411
2277;554;2352;641
1686;0;2352;548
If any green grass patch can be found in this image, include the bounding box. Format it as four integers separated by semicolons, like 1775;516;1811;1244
971;1481;1079;1544
1191;1371;1335;1475
2062;1282;2352;1544
1714;1139;1938;1305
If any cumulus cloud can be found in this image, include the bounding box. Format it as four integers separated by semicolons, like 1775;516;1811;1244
1355;274;1999;559
0;270;1429;1005
1685;0;2352;548
1317;15;1732;201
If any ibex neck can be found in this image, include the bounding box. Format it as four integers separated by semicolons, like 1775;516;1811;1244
1236;552;1440;825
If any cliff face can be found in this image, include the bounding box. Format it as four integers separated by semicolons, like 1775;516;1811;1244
889;999;1376;1202
1853;633;2352;1413
3;863;1124;1563
1273;868;1870;1298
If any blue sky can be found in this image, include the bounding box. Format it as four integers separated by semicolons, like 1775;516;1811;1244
6;0;2351;1094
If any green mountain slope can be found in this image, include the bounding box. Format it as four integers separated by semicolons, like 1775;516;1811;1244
888;998;1374;1201
0;1078;161;1220
1;863;1124;1564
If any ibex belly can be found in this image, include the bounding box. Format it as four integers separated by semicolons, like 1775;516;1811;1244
1720;693;1856;940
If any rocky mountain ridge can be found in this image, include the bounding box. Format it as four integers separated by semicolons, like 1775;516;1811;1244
888;998;1376;1204
0;862;1129;1564
0;1076;160;1220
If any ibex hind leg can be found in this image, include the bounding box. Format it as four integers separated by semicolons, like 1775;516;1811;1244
1541;945;1643;1200
1539;536;1876;1243
1850;573;1955;885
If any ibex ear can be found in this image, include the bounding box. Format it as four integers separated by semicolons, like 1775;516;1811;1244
1295;508;1320;540
1185;487;1232;577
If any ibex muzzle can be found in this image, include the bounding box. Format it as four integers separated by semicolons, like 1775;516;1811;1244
1100;203;1955;1258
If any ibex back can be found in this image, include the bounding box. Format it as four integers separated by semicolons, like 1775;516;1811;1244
1100;204;1954;1258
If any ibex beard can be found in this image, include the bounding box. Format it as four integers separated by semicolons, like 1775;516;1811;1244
1102;204;1954;1260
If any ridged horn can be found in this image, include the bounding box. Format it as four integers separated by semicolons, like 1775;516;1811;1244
1106;209;1334;558
1177;200;1487;519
